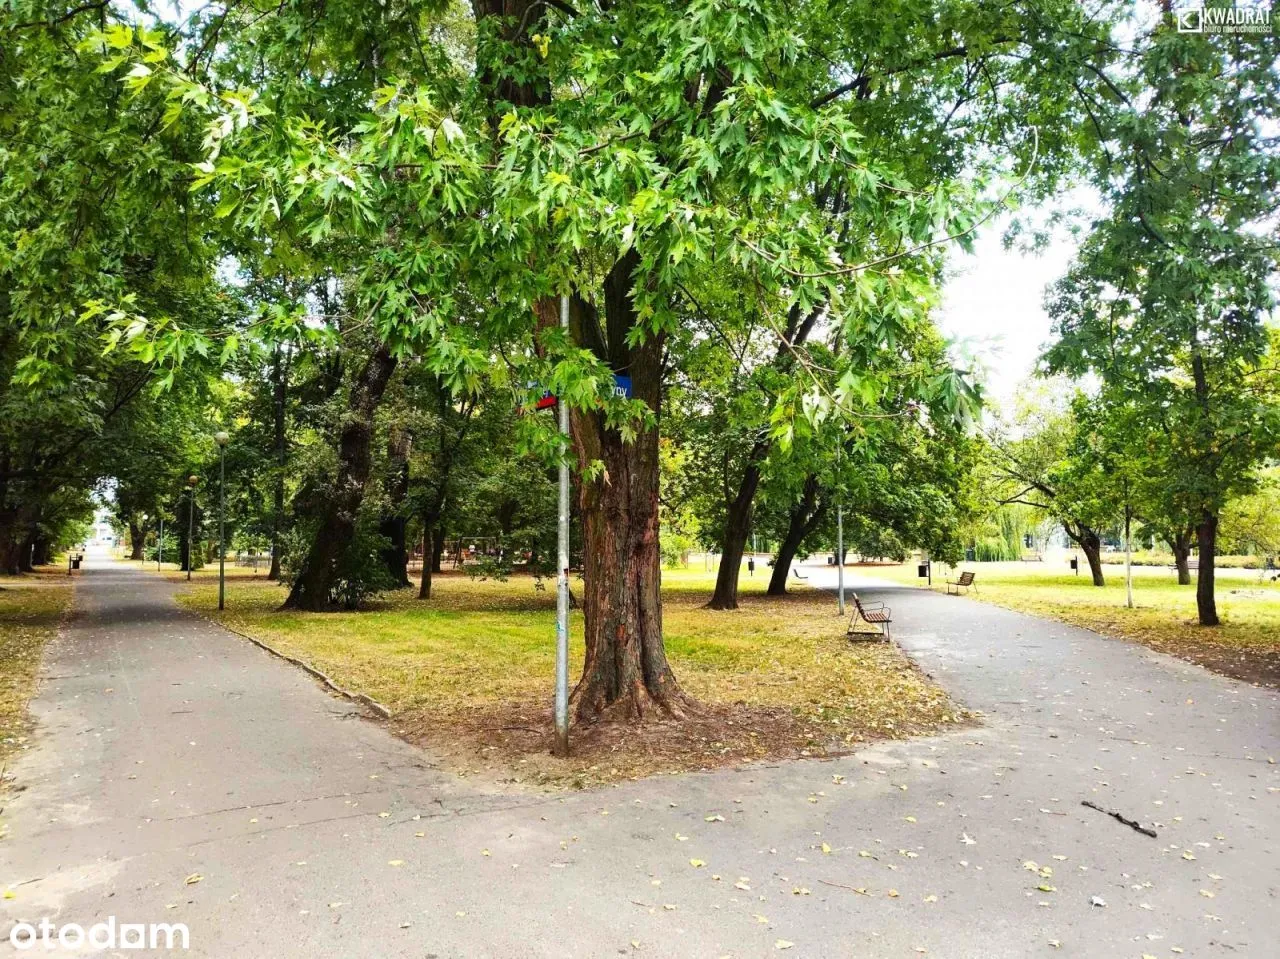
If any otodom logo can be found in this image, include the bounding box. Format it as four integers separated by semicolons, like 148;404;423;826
8;916;190;951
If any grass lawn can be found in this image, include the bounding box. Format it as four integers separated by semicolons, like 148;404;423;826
854;560;1280;687
0;569;73;768
175;568;963;787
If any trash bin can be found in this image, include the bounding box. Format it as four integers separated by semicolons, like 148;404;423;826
965;547;976;562
71;557;81;570
917;563;929;578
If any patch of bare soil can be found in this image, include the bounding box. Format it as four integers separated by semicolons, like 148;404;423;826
394;694;971;791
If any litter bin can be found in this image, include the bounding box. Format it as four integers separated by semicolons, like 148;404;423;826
917;563;930;578
71;556;81;570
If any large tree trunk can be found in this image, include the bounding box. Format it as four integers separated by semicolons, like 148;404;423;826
0;502;36;575
268;345;288;581
1168;529;1192;586
767;475;825;596
128;520;145;561
1195;511;1219;626
284;344;398;611
379;426;412;587
17;530;35;572
568;255;689;722
31;536;50;568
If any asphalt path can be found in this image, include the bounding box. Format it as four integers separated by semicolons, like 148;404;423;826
1;556;1276;958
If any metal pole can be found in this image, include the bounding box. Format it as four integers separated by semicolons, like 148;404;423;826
553;293;571;758
187;488;194;582
218;445;226;611
158;516;163;571
1124;506;1133;609
836;505;845;616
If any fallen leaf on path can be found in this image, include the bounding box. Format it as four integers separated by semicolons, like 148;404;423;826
387;860;405;867
689;859;705;868
184;874;202;886
775;940;793;950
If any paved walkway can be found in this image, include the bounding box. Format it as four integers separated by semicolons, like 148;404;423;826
1;558;1276;957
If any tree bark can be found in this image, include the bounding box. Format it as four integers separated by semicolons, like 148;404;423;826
708;481;756;609
1065;523;1105;586
708;305;822;610
431;524;445;573
283;344;398;611
418;527;434;600
268;345;288;581
1168;529;1193;586
379;425;412;587
568;254;690;722
1195;510;1219;626
767;475;826;596
17;529;35;572
31;536;50;568
128;520;145;560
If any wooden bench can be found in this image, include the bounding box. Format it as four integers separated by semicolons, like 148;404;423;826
1167;559;1199;573
946;570;977;595
847;592;892;641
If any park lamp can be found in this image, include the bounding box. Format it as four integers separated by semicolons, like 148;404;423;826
214;431;230;447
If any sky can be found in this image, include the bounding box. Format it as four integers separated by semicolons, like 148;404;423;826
935;219;1082;415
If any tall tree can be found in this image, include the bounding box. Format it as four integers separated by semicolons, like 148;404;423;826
1044;10;1280;624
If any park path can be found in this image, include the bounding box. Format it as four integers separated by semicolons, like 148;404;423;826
1;556;1277;958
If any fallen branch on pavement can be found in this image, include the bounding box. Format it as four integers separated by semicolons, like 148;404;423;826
1081;800;1157;838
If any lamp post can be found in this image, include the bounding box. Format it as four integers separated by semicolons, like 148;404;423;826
215;431;230;610
158;511;164;571
186;475;199;582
